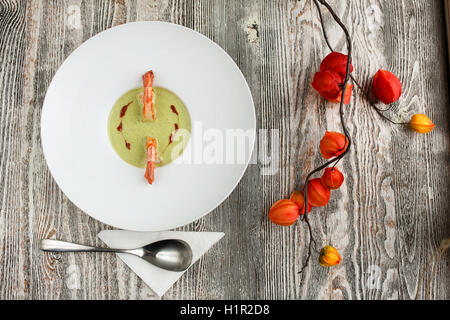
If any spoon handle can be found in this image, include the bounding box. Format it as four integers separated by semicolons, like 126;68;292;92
40;239;133;254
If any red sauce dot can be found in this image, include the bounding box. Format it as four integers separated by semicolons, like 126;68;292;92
170;105;179;116
120;101;132;118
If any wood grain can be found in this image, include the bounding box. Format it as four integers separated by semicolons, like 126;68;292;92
0;0;448;300
445;0;450;68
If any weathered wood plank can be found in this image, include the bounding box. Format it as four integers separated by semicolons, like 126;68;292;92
0;0;448;300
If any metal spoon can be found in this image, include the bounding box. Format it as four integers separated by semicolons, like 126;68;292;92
40;239;193;272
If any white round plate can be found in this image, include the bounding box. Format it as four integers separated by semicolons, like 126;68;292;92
42;22;256;231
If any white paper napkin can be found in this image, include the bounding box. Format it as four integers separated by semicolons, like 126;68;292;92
98;230;225;297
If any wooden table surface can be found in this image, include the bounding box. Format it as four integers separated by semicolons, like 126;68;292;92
1;0;449;300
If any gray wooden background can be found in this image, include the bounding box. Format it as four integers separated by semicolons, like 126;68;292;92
0;0;449;300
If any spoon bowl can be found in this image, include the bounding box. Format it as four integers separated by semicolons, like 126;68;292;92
141;239;193;272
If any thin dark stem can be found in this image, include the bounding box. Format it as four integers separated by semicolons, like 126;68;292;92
313;0;333;51
351;76;407;123
298;216;317;274
371;106;408;125
332;156;342;169
313;0;407;126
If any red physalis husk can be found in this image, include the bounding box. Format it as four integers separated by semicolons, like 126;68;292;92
268;200;300;226
321;167;345;190
312;52;353;105
320;131;349;160
307;179;331;207
320;52;354;77
312;70;343;100
372;69;402;104
290;191;312;215
328;84;353;105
